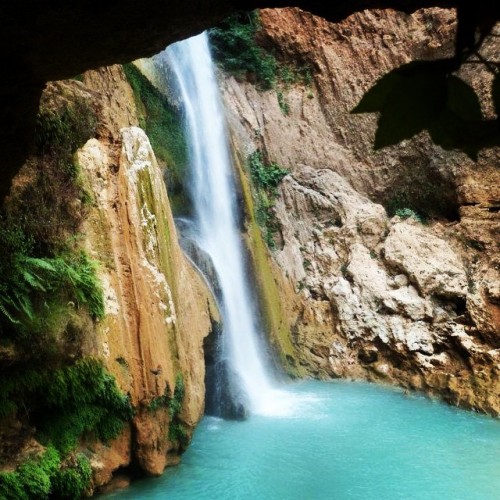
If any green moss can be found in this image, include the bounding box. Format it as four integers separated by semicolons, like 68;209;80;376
0;446;60;500
168;375;188;449
51;453;92;499
0;358;133;455
122;63;187;190
247;150;288;250
235;148;302;377
148;374;188;450
277;90;290;115
0;447;92;500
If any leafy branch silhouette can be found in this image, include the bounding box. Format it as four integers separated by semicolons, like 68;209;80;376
352;5;500;160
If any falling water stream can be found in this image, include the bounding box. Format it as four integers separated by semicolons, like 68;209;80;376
105;34;500;499
165;33;295;417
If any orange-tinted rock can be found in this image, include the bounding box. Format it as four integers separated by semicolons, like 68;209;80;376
223;8;500;415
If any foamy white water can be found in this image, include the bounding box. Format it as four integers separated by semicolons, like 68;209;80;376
165;33;293;416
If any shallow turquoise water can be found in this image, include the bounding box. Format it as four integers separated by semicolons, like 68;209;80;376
105;381;500;500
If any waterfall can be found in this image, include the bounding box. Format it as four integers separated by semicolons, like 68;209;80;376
164;33;291;417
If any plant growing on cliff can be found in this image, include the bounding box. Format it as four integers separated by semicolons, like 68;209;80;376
168;374;189;449
51;453;92;499
0;357;130;498
0;446;60;500
0;358;133;453
394;207;425;223
247;151;288;249
147;374;188;449
249;150;288;193
277;90;290;115
0;219;104;330
0;446;92;499
209;11;277;90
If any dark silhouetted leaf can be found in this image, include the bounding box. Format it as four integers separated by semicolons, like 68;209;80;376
429;110;479;161
374;72;447;149
493;72;500;118
396;59;455;77
429;110;465;149
353;58;496;158
446;76;483;121
352;73;402;113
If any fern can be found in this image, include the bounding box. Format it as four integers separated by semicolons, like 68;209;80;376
0;219;104;327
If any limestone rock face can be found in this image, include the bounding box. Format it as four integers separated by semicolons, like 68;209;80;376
3;67;217;491
384;223;467;298
82;66;139;140
79;125;217;478
275;166;499;414
222;8;500;414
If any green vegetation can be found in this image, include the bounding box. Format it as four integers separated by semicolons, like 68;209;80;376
148;374;188;449
209;10;314;109
168;375;188;448
0;446;93;499
0;219;104;335
248;150;288;192
0;446;60;500
247;151;288;249
276;90;290;115
209;11;277;90
122;63;188;209
51;453;92;499
0;358;133;454
394;208;425;223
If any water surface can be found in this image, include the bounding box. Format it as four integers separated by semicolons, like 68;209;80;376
105;381;500;500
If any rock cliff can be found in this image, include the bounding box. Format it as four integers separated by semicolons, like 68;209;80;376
1;66;217;493
79;67;219;484
222;8;499;414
